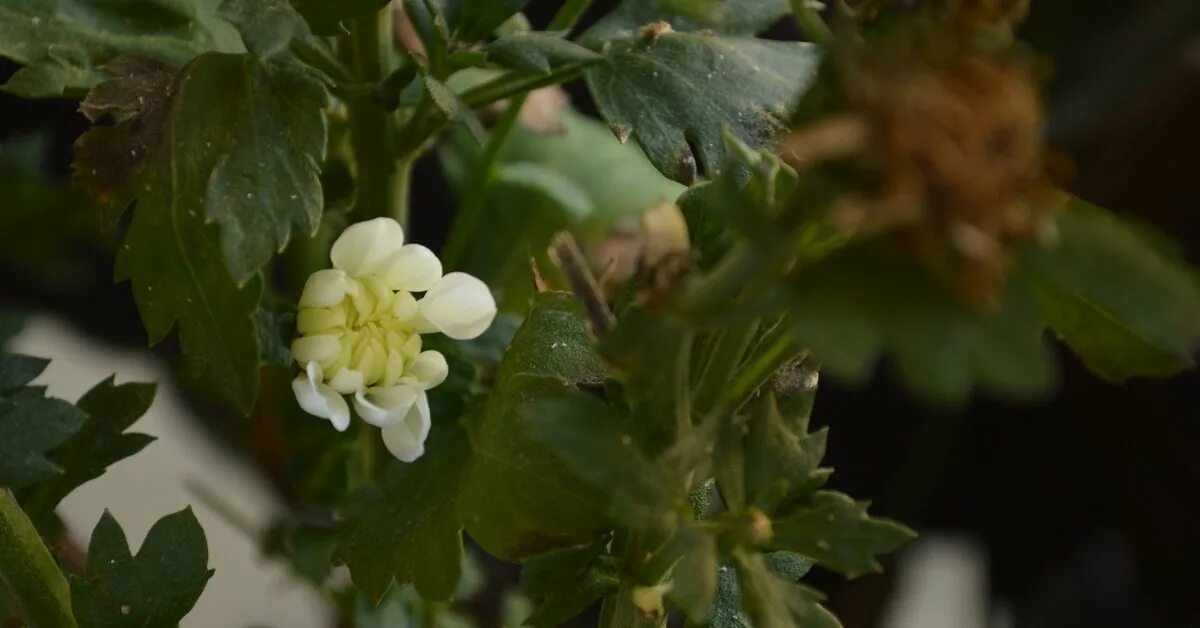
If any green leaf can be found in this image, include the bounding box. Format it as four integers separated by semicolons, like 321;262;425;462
1022;200;1200;382
732;551;839;628
585;34;819;182
288;0;389;35
742;392;829;513
452;0;529;42
0;353;48;394
769;491;914;578
702;561;752;628
255;303;298;369
486;32;600;73
0;308;27;348
669;525;719;621
581;0;790;45
459;292;611;560
528;392;678;533
336;425;471;602
0;390;86;490
788;246;1057;405
219;0;312;57
18;379;156;523
520;539;619;627
71;508;213;628
74;52;327;411
0;0;241;97
0;489;77;628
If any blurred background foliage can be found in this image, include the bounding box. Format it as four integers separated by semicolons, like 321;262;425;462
2;0;1200;626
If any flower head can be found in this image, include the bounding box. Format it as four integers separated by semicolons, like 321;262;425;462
291;217;496;461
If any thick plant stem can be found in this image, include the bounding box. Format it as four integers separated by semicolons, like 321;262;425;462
340;8;409;226
0;490;77;628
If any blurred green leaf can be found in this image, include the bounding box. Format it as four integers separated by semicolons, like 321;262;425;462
581;0;790;45
486;32;600;73
669;524;719;621
0;0;241;97
1023;200;1200;382
459;292;610;560
219;0;311;57
18;379;156;523
585;34;819;182
788;246;1057;405
0;354;48;395
769;491;915;578
336;425;471;602
732;551;839;628
520;539;618;627
743;392;829;513
702;561;752;628
71;508;213;628
452;0;529;42
288;0;389;35
0;489;76;628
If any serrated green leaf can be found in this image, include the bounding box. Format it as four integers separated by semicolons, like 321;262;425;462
18;378;156;523
520;539;618;627
0;0;241;97
743;392;828;513
732;550;840;628
288;0;389;35
459;292;610;560
769;491;914;578
528;392;678;533
219;0;311;57
1022;200;1200;382
788;245;1057;405
336;425;470;602
0;390;86;490
71;508;213;628
74;52;327;412
0;354;48;394
0;489;77;628
581;0;790;45
585;34;819;182
486;32;600;73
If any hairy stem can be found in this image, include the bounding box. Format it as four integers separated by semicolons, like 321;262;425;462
0;490;77;628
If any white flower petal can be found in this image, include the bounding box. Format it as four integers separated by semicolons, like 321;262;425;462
296;307;346;334
353;384;419;427
299;269;351;308
408;350;448;390
327;368;365;394
330;217;405;277
417;272;497;340
291;334;340;365
384;244;443;292
392;290;419;321
380;392;431;462
292;362;350;431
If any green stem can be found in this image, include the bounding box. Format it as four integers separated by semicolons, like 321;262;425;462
599;580;666;628
790;0;834;45
679;244;763;316
726;328;802;409
460;63;588;109
441;92;528;269
694;322;760;415
340;8;407;225
549;0;594;32
0;490;77;628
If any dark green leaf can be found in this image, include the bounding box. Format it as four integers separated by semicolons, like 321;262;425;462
219;0;311;57
423;75;460;119
765;551;812;583
769;491;914;578
18;379;156;523
75;52;328;411
585;34;819;181
743;392;829;512
581;0;790;45
256;304;298;369
71;508;213;628
0;0;241;97
0;489;76;628
0;308;27;347
1022;200;1200;382
528;392;678;533
732;550;839;628
520;539;619;627
703;561;752;628
0;354;48;394
789;246;1057;405
0;393;85;490
487;32;600;73
459;292;610;560
336;425;471;602
453;0;528;42
288;0;389;35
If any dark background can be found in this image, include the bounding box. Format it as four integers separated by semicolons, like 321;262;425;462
2;1;1199;626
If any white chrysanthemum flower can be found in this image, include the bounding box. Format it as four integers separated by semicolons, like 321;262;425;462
291;217;496;462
